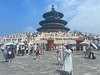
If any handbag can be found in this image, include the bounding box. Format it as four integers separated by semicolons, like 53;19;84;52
8;51;12;55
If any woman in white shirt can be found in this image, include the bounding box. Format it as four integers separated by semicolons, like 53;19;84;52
62;45;73;74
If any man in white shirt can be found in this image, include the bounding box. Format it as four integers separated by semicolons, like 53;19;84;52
33;43;37;56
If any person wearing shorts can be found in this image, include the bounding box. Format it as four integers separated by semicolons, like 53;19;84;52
36;44;40;60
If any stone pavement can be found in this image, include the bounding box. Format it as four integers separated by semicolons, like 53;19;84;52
0;50;100;75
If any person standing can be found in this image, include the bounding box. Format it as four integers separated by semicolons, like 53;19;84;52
22;46;25;56
56;50;61;65
43;45;45;55
13;46;17;55
45;44;47;51
40;46;43;54
33;43;37;56
83;46;86;54
36;44;40;60
81;45;83;52
20;45;22;56
7;46;15;62
17;44;19;55
18;45;21;56
26;45;29;55
62;45;73;74
30;44;33;55
77;45;80;53
84;45;89;58
89;45;95;59
60;45;63;57
3;47;8;62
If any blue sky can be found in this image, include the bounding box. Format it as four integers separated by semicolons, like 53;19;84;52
0;0;100;37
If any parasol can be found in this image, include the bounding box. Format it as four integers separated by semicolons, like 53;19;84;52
67;41;74;45
80;42;87;44
98;44;100;46
4;43;14;46
91;43;98;49
19;43;25;45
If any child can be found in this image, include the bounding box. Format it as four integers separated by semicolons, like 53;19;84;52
56;50;61;65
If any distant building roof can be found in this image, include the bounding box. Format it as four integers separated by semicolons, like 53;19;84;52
75;37;84;41
47;37;54;41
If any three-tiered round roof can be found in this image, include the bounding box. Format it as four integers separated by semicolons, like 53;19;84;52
37;4;70;32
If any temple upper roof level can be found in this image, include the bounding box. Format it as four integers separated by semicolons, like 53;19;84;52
43;4;64;19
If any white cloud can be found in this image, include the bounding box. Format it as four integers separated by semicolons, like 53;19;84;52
48;0;100;34
22;26;36;32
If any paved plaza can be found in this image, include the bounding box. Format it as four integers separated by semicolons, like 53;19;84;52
0;50;100;75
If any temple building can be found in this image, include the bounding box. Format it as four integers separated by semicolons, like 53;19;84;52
0;5;100;45
37;4;70;32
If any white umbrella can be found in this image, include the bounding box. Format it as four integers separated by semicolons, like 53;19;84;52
28;42;33;44
13;43;18;45
91;43;98;49
0;45;5;49
4;43;14;46
80;42;87;44
19;43;25;45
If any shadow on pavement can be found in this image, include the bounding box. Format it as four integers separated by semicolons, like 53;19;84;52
52;62;63;66
0;61;8;64
56;70;65;75
56;70;72;75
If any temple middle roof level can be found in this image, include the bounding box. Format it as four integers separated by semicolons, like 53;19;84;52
39;19;67;25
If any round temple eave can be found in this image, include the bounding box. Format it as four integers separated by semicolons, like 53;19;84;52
37;26;70;32
39;19;67;25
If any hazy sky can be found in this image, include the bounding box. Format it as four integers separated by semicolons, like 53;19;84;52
0;0;100;37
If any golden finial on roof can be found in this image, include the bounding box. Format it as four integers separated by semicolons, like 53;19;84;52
52;4;54;8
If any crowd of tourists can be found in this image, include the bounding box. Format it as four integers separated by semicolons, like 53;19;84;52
34;30;99;40
0;41;98;75
1;45;15;62
0;43;47;62
20;30;100;43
